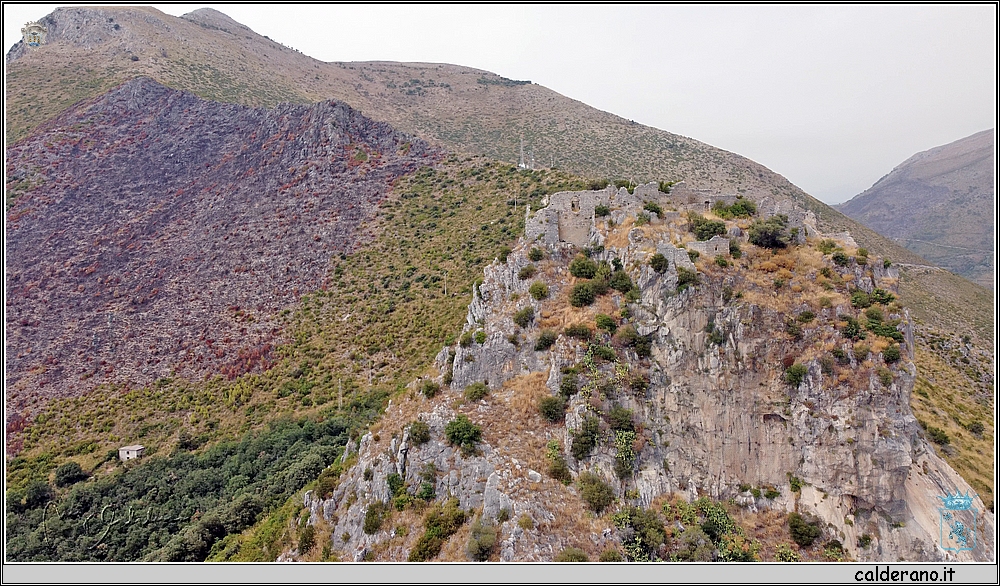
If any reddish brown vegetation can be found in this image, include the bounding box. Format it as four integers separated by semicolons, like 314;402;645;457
5;78;438;441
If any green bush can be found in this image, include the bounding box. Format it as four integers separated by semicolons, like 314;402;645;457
466;517;497;561
298;524;316;553
871;288;895;304
408;498;466;561
612;506;667;561
832;348;850;365
571;416;601;460
877;367;893;386
538;395;566;422
687;250;700;263
528;247;544;262
688;212;727;241
615;324;640;347
595;314;617;334
748;214;790;249
649;253;669;273
713;198;757;219
608;405;634;433
554;547;590;562
851;291;872;308
409;421;431;445
548;455;573;484
676;267;698;292
464;382;489;401
53;462;88;487
535;329;558;351
559;373;579;398
590;344;617;362
599;549;623;562
569;256;598;279
785;364;808;386
578;472;614;514
925;425;950;445
819;355;836;375
594;204;610;217
714;255;729;268
674;527;714;561
635;212;650;226
518;264;537;280
818;239;837;254
882;345;901;364
513;306;534;328
459;332;474;347
968;421;985;436
387;473;405;498
608;270;634;293
831;251;850;266
569;282;596;307
658;181;674;194
363;501;389;534
729;239;742;259
474;330;487;345
643;201;663;216
421;380;440;398
841;316;866;341
797;310;815;323
788;512;821;547
445;415;482;456
529;281;549;300
564;323;593;340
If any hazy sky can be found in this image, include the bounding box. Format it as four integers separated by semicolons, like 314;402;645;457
4;4;996;204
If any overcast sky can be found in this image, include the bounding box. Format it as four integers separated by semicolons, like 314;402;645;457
4;4;996;204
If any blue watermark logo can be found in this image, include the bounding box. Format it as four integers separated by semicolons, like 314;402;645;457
938;490;977;552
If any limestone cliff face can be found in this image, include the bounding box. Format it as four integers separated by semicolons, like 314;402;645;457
308;185;993;562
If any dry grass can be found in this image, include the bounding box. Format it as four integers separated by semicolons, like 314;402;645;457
910;346;994;509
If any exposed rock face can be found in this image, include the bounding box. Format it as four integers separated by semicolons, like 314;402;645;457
311;188;993;562
4;78;436;443
837;129;995;288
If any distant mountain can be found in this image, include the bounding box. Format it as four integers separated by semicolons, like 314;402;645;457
838;130;995;288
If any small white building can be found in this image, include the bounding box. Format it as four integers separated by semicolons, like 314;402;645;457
118;444;145;462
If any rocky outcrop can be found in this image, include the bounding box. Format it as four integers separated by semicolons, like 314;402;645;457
310;188;993;562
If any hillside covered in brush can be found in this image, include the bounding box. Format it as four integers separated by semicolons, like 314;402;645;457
6;77;435;446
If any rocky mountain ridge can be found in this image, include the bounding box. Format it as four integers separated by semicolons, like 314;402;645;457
288;185;993;562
